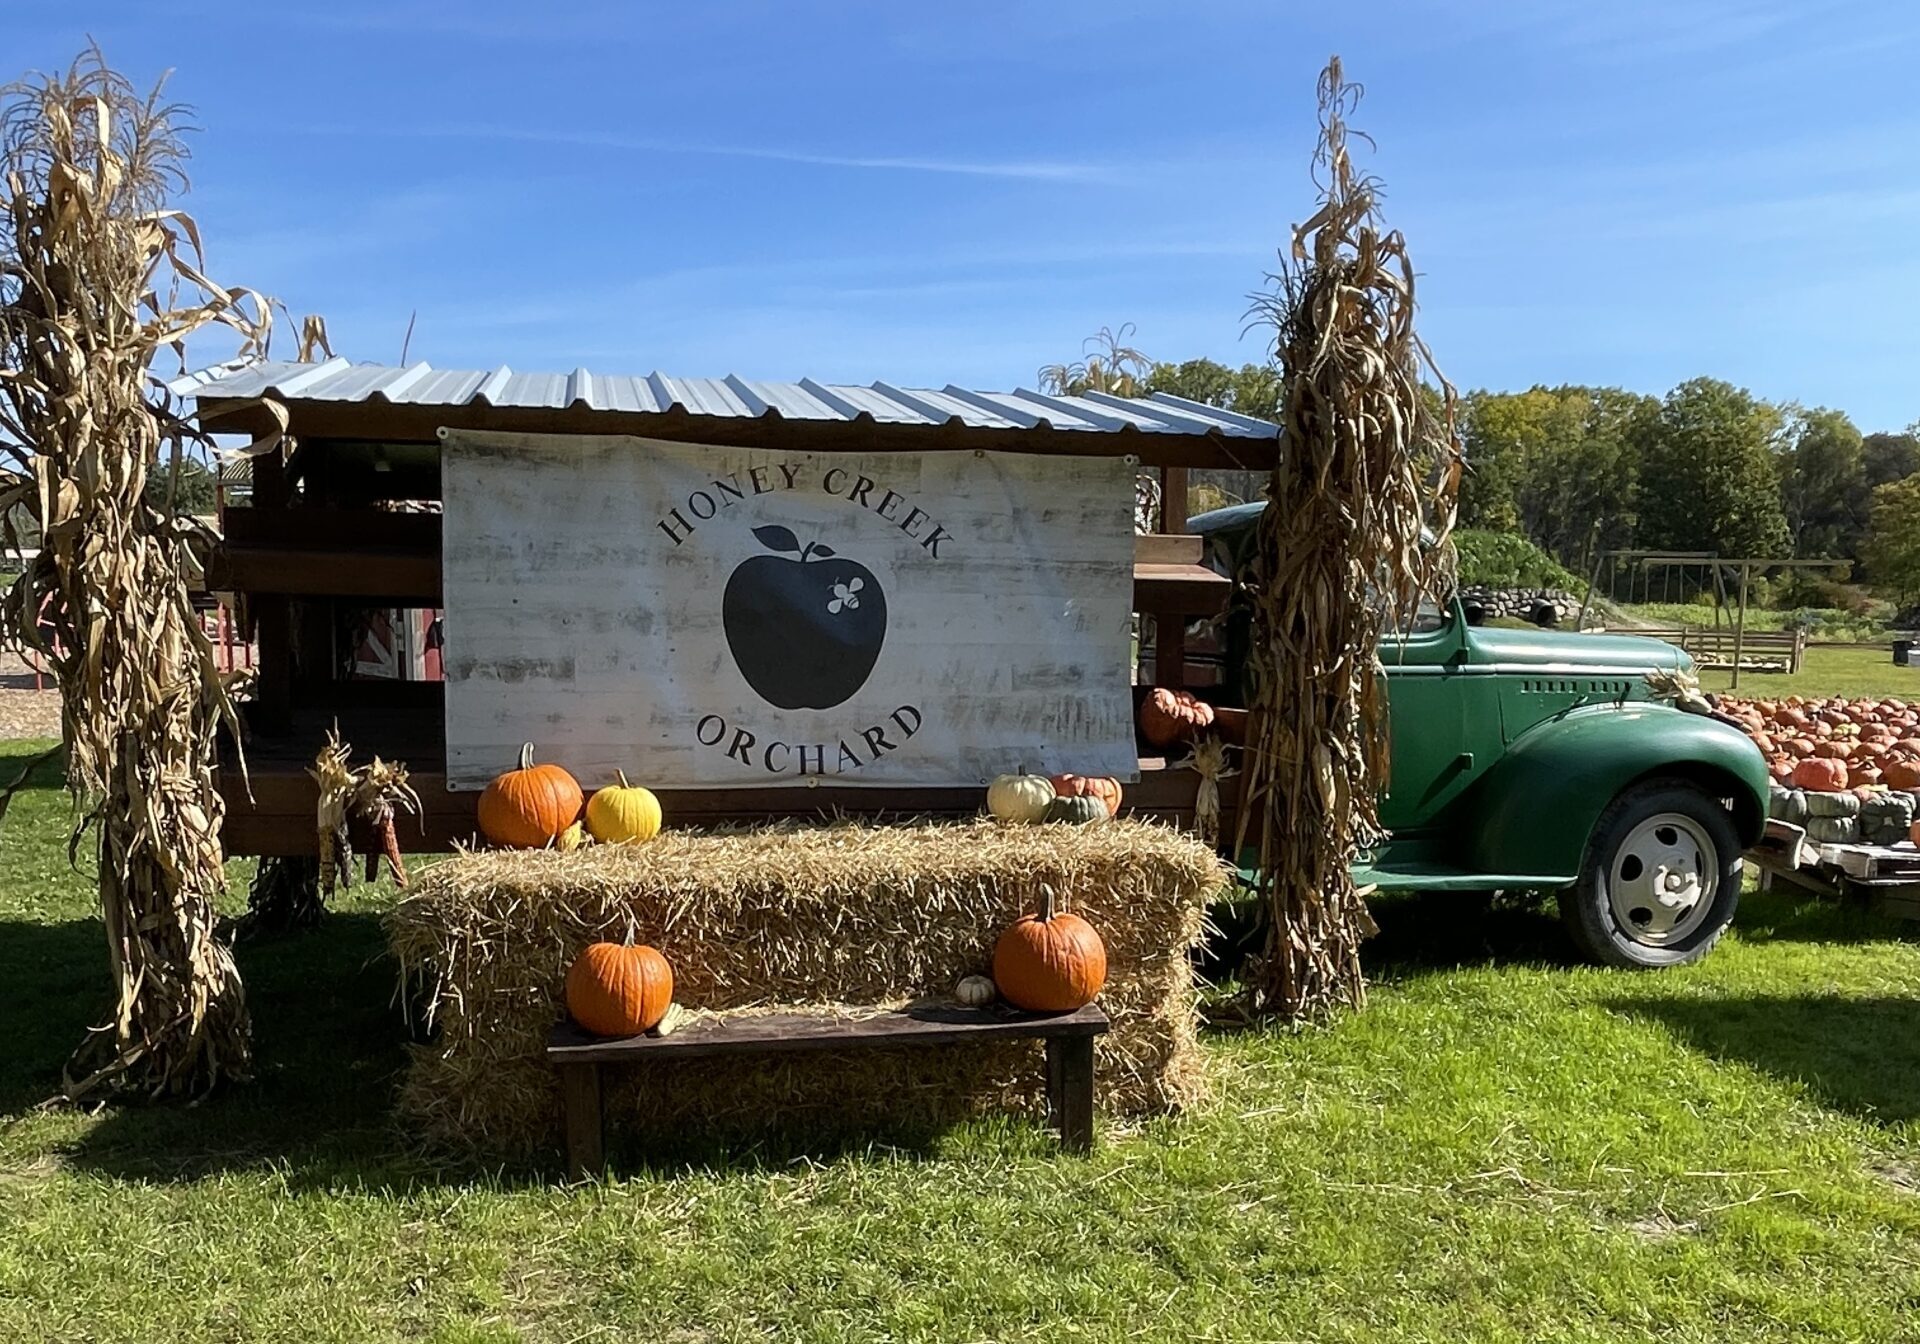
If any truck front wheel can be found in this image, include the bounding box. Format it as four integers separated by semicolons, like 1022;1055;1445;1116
1560;779;1742;968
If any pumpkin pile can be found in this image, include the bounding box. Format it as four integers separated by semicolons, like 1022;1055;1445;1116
479;745;667;850
1139;687;1215;748
1719;696;1920;793
985;770;1124;824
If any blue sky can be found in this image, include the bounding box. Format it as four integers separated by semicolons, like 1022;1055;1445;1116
15;1;1920;428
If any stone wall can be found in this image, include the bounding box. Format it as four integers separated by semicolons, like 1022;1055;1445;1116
1458;586;1584;628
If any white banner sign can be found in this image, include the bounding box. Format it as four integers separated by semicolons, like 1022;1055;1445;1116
440;430;1138;790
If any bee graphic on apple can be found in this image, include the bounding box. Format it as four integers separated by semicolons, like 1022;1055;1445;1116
722;525;889;710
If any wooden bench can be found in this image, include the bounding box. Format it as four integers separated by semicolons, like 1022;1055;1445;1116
547;1001;1110;1177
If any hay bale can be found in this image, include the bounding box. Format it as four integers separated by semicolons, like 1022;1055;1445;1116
387;818;1226;1152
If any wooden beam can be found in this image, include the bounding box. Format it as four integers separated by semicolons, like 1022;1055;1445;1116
214;753;1225;855
547;1002;1108;1064
248;453;293;734
223;508;440;552
210;508;442;602
1134;533;1204;566
211;509;1222;614
1160;467;1189;531
212;547;441;603
1133;562;1230;617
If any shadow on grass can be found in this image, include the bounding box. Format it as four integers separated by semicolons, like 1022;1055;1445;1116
2;912;418;1184
0;740;64;794
1725;881;1917;948
1612;992;1920;1126
4;909;956;1188
1198;889;1578;1009
1366;889;1579;976
1205;880;1913;1000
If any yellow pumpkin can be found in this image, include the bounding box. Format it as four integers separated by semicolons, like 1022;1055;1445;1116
585;770;663;844
986;769;1054;823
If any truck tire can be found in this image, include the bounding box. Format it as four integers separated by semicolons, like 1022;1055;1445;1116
1560;779;1742;968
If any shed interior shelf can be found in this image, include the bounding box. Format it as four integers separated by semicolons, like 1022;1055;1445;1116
207;512;1228;614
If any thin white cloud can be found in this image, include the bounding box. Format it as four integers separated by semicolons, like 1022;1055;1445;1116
299;122;1114;184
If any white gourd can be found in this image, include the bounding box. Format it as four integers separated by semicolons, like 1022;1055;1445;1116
954;975;997;1007
985;769;1054;823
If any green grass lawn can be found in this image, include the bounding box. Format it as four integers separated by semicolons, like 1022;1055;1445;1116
1613;602;1893;644
4;738;1920;1342
1697;643;1920;700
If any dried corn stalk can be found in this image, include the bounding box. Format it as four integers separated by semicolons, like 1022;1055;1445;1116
312;727;355;898
0;50;281;1098
353;755;419;888
1237;58;1462;1018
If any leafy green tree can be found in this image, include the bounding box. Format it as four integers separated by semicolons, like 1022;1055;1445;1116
1861;474;1920;605
143;456;219;517
1457;385;1649;570
1456;389;1536;532
1145;358;1282;423
1635;378;1790;558
1864;429;1920;487
1140;357;1280;512
1777;407;1866;558
1529;386;1650;571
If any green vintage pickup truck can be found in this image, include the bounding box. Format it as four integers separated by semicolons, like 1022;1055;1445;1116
1190;504;1770;968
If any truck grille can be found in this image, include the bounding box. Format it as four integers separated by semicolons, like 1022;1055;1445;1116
1519;678;1633;697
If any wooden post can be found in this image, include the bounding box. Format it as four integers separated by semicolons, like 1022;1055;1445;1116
1731;561;1750;692
1154;467;1191;689
1160;467;1188;535
558;1061;605;1179
1575;548;1606;629
1045;1034;1095;1153
249;451;293;735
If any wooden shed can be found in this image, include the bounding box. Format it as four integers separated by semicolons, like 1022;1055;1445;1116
177;358;1277;856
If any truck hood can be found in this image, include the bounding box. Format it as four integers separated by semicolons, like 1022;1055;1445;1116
1466;626;1690;672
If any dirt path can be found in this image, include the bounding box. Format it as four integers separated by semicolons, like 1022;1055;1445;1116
0;648;61;740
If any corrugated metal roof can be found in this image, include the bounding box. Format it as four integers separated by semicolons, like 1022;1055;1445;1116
170;358;1279;440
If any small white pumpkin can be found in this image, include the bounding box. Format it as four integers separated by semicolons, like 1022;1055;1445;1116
649;1002;686;1038
986;769;1054;824
954;974;997;1007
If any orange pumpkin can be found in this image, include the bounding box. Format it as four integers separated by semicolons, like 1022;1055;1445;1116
992;889;1107;1012
1854;765;1884;787
1785;738;1817;758
1768;756;1795;783
478;743;584;848
1883;758;1920;790
1791;757;1850;792
1049;773;1123;818
1138;687;1216;748
1814;741;1849;759
566;941;674;1036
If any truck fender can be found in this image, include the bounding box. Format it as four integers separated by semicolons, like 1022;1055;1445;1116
1467;703;1770;881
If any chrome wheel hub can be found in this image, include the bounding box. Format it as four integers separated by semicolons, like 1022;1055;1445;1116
1606;812;1718;947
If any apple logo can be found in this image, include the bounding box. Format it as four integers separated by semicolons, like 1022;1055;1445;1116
722;525;888;710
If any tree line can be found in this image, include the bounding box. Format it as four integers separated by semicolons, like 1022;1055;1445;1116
1127;355;1920;606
